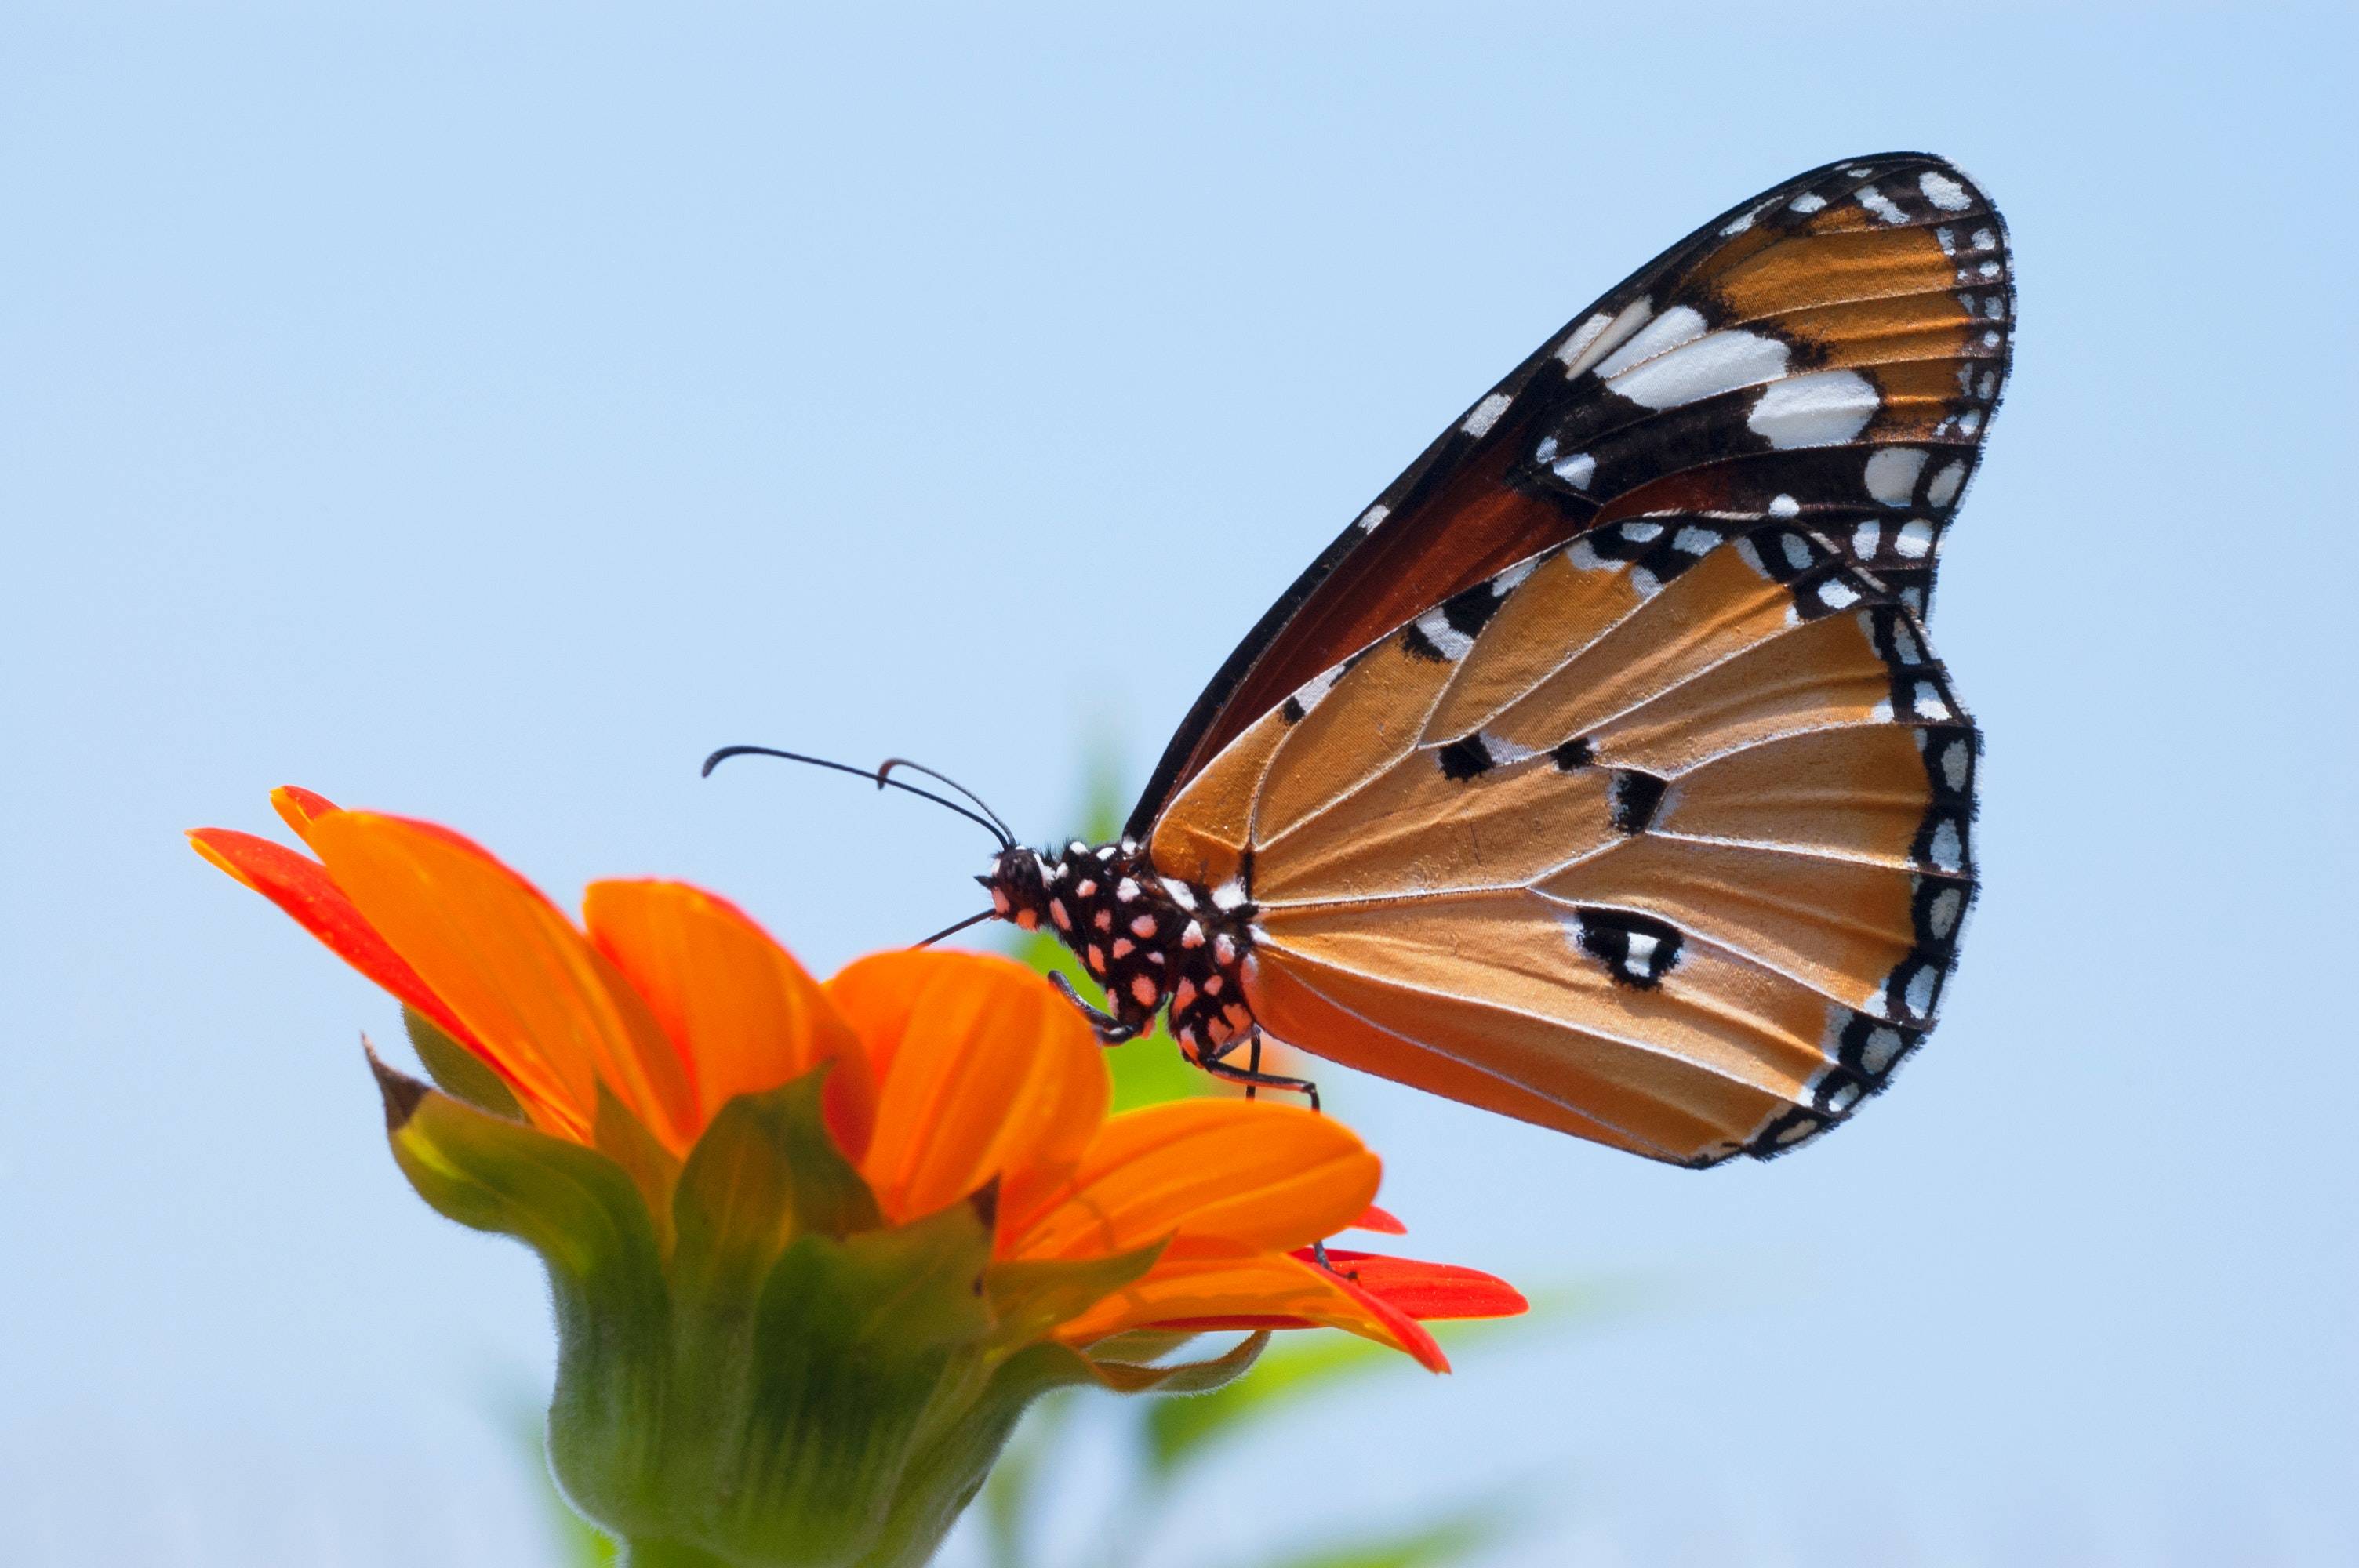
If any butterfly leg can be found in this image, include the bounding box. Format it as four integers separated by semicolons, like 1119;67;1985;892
1193;1034;1355;1277
1194;1032;1321;1113
1047;969;1140;1045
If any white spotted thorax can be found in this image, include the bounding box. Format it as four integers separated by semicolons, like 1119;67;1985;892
983;839;1259;1056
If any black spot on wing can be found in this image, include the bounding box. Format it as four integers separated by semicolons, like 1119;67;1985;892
1608;770;1667;833
1439;579;1505;641
1580;518;1729;593
1745;1105;1836;1160
1572;907;1683;989
1435;735;1496;781
1280;695;1307;724
1551;736;1596;771
1400;621;1447;662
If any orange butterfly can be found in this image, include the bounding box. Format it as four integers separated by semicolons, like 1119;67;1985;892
728;152;2010;1167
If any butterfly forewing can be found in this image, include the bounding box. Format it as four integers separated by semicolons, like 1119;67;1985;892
1129;152;2011;838
1149;513;1976;1164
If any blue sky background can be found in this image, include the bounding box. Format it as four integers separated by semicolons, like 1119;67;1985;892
5;4;2355;1563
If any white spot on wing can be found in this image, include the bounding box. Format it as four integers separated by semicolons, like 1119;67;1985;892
1894;519;1934;560
1491;557;1539;593
1856;186;1909;225
1720;201;1772;238
1748;370;1880;448
1852;520;1881;557
1558;297;1655;379
1415;608;1474;661
1623;931;1660;975
1864;448;1928;506
1551;311;1612;372
1355;503;1389;532
1789;192;1827;213
1888;617;1925;665
1925;460;1966;507
1919;170;1973;211
1591;305;1709;380
1551;452;1596;489
1604;328;1791;412
1768;493;1801;518
1290;666;1341;713
1460;391;1513;437
1860;1026;1905;1076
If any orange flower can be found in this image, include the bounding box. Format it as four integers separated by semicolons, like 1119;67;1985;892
191;787;1522;1374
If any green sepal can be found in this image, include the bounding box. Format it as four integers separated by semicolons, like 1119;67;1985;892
561;1185;1007;1563
1080;1328;1270;1395
368;1045;663;1301
594;1086;682;1258
851;1340;1100;1568
403;1005;523;1120
367;1044;671;1517
1081;1327;1201;1363
981;1239;1166;1352
671;1066;882;1305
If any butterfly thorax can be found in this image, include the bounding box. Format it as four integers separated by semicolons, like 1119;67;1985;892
982;840;1259;1056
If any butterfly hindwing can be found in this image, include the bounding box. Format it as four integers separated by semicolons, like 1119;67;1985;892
1147;513;1976;1165
1129;152;2011;837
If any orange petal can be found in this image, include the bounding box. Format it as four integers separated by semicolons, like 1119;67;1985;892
189;827;478;1054
1294;1248;1528;1322
583;880;877;1156
1002;1098;1377;1263
827;949;1107;1224
1058;1253;1445;1370
1352;1203;1408;1236
302;811;699;1151
271;785;340;835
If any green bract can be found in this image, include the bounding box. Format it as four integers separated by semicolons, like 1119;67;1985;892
375;1037;1266;1568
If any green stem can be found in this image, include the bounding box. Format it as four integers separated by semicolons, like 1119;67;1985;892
622;1540;736;1568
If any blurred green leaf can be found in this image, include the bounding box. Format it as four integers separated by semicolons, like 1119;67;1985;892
978;1388;1078;1568
1004;737;1209;1113
1142;1286;1606;1485
1247;1503;1512;1568
1142;1329;1392;1479
499;1393;619;1566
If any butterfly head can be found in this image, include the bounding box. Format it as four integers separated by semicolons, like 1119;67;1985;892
978;845;1058;931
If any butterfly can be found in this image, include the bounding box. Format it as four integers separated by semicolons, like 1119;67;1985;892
720;152;2010;1167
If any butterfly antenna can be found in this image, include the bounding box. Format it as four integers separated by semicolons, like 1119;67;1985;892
911;909;997;949
702;745;1015;850
874;757;1018;845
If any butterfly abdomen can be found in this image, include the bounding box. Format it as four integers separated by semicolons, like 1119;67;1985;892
984;840;1260;1054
